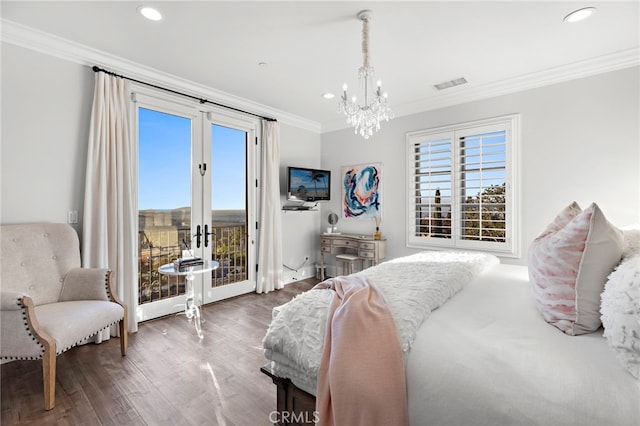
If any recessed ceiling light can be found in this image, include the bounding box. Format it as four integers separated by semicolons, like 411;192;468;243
138;6;163;21
563;7;596;23
322;93;335;99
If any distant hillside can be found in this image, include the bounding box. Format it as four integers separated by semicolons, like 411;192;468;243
139;208;246;229
211;210;246;225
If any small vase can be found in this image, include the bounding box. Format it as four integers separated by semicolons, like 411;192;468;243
374;227;381;240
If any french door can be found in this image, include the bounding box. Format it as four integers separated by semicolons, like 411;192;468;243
135;92;257;322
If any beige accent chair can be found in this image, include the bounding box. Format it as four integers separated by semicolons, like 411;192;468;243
0;223;127;410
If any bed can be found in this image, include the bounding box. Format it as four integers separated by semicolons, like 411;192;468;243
406;263;639;425
262;205;640;426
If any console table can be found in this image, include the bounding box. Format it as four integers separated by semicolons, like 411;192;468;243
319;233;386;280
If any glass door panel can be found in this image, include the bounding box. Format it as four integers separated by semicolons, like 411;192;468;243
137;106;193;321
201;119;256;304
211;124;247;287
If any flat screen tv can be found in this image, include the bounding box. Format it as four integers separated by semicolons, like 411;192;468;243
287;167;331;202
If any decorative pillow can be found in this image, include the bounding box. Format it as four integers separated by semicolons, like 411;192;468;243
620;224;640;259
601;254;640;380
529;202;623;335
535;201;582;239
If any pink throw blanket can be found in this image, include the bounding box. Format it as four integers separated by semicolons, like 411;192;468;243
314;275;408;426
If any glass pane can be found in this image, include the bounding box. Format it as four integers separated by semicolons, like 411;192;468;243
138;108;192;304
459;130;507;242
210;124;248;287
413;139;453;239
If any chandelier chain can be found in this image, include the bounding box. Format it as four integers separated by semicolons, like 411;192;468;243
339;10;393;140
362;18;370;69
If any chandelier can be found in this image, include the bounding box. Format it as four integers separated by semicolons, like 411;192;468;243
339;10;394;139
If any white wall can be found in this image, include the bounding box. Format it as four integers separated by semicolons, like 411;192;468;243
3;42;637;272
320;67;640;265
279;123;322;283
1;43;93;235
1;43;322;284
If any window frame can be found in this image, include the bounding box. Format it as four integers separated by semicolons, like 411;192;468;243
406;114;520;257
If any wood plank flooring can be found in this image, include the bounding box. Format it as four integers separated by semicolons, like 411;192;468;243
1;279;317;426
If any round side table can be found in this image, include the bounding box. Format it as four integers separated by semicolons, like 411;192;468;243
158;260;219;339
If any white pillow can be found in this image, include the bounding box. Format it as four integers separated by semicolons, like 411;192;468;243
620;224;640;259
529;202;623;335
601;254;640;380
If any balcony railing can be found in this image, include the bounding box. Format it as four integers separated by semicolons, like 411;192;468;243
138;224;247;305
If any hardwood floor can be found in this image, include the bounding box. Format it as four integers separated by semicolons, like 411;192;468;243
1;279;318;426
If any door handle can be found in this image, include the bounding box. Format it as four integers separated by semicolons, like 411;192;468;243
196;225;202;248
204;224;212;248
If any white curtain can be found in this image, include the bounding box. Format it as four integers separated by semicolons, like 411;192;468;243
83;72;138;333
256;121;283;293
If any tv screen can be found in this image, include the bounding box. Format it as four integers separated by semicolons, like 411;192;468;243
287;167;331;201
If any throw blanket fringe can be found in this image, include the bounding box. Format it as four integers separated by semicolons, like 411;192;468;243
315;275;408;426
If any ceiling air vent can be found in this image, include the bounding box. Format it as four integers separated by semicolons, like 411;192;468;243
434;77;467;90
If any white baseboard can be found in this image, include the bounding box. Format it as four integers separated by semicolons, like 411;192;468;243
282;265;316;284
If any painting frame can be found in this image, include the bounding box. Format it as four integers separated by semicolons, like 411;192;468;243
341;163;382;220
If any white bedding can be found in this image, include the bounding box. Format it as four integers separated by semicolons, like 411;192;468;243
263;251;499;394
408;264;640;426
264;259;640;425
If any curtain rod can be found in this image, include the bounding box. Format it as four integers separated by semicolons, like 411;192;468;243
92;65;277;122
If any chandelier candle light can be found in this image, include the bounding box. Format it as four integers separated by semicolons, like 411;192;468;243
339;10;394;139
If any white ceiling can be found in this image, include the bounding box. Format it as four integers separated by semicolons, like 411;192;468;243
2;1;639;132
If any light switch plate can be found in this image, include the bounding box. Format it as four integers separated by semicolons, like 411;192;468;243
67;210;78;224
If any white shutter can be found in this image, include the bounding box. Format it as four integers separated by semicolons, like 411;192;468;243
456;123;508;245
406;115;520;257
407;131;454;248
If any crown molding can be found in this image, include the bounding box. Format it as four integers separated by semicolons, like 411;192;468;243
322;47;640;134
0;18;322;133
3;18;636;136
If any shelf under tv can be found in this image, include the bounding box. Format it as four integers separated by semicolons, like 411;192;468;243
282;205;317;211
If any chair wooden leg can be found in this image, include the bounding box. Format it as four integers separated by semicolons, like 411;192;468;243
105;271;128;356
21;296;57;411
119;313;128;356
42;347;56;410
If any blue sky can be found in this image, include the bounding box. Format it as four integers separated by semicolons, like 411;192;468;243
138;108;246;210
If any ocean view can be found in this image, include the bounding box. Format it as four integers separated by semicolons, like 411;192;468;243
139;208;246;229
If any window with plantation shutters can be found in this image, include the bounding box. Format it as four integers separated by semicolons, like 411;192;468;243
406;115;520;256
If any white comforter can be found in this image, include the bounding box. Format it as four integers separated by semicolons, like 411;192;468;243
262;251;499;393
408;264;640;425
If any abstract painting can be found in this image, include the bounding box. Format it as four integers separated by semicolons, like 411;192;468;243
341;163;382;219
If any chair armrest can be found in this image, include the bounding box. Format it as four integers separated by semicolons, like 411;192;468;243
60;268;111;301
0;295;54;359
1;291;29;310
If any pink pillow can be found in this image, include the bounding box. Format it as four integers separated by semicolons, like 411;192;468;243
529;202;623;335
535;201;582;238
